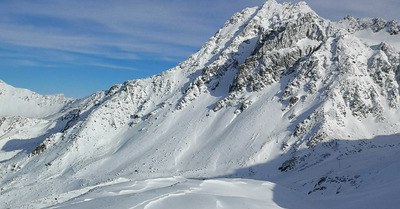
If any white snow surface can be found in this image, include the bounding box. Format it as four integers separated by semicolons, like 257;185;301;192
355;29;400;51
0;80;74;118
1;0;400;208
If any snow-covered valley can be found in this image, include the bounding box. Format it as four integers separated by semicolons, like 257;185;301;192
1;0;400;208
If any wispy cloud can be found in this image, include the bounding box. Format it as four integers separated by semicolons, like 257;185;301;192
90;63;137;71
0;0;399;98
0;0;399;68
0;0;255;66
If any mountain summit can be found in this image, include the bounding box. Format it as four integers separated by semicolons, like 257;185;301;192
1;0;400;208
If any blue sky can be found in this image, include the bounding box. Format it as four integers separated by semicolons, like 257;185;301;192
1;0;399;98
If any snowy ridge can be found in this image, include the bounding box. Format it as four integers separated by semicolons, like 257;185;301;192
0;80;74;118
1;0;400;208
338;15;400;35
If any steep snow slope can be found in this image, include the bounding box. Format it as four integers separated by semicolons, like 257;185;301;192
1;0;400;208
0;81;75;161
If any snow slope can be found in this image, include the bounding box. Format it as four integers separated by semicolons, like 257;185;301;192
1;0;400;208
0;80;74;118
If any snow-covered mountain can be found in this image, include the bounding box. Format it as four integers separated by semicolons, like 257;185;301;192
1;0;400;208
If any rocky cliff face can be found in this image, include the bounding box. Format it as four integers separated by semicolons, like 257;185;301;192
1;0;400;207
177;0;400;151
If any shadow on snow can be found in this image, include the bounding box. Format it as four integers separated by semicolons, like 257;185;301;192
210;133;400;208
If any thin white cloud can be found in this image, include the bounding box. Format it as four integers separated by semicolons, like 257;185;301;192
1;0;399;98
0;59;53;68
0;0;399;71
0;0;266;65
90;63;137;71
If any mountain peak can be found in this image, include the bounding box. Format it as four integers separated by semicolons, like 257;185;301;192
261;0;311;10
257;0;317;24
2;1;400;208
261;0;279;7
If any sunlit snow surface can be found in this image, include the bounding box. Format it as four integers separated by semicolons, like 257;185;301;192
34;174;400;209
51;177;283;209
355;29;400;51
2;0;400;208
